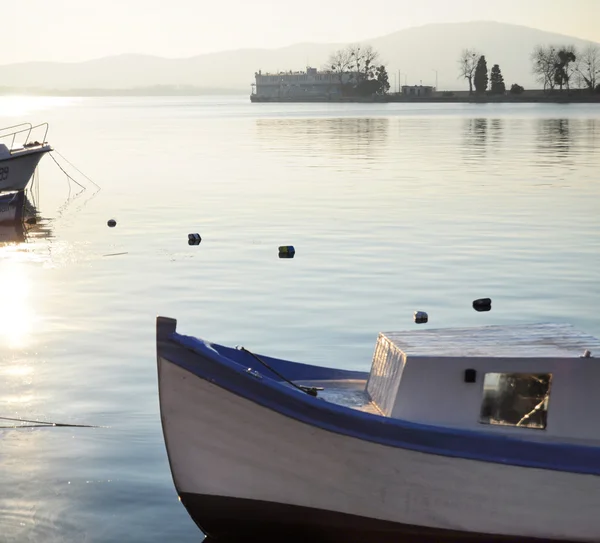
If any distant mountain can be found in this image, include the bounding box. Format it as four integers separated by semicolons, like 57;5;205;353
1;21;598;94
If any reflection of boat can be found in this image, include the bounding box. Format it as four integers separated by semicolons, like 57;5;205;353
0;221;25;245
0;123;52;192
0;192;52;245
157;318;600;542
0;191;25;224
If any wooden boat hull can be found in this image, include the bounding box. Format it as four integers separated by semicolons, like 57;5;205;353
0;147;50;192
0;191;25;224
157;317;600;542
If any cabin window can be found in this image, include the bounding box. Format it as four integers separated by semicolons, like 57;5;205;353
479;373;552;429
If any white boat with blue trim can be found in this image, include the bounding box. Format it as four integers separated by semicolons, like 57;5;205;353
0;123;52;192
157;317;600;542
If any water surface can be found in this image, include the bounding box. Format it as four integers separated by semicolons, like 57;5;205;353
1;97;599;542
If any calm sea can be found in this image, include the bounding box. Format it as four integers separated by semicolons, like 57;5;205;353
1;96;599;542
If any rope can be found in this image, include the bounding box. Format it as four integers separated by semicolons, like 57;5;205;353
0;416;101;428
238;347;319;397
48;153;86;190
52;149;101;190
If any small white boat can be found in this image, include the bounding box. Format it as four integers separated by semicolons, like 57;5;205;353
157;317;600;542
0;190;25;224
0;123;52;192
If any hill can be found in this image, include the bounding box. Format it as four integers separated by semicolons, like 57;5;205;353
0;21;598;94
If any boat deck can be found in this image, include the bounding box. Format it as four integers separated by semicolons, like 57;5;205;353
293;379;382;415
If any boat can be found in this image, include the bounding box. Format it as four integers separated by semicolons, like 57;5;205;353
156;316;600;542
0;190;25;224
0;123;52;192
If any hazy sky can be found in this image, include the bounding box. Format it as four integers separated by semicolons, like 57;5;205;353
5;0;599;64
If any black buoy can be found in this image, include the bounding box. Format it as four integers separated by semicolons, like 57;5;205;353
473;298;492;312
278;245;295;259
107;219;117;228
413;311;428;324
188;233;202;246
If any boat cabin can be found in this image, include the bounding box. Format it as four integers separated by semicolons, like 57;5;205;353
364;324;600;441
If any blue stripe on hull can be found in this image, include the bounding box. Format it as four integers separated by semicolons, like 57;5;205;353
162;332;600;476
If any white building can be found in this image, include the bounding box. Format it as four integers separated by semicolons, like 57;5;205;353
401;85;436;97
252;67;359;99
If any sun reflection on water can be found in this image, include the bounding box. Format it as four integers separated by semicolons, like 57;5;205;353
0;263;36;349
0;95;79;118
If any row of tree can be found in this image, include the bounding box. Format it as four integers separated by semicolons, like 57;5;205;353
327;45;390;97
324;42;599;96
532;44;599;93
458;51;508;94
459;44;600;94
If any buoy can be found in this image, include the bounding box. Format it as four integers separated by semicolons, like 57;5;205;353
107;219;116;228
188;233;202;246
414;311;428;324
278;245;295;256
473;298;492;312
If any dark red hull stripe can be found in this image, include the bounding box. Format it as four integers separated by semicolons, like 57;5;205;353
179;493;568;543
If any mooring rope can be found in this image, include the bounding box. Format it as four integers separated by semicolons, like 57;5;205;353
52;149;101;190
0;416;101;429
48;153;86;191
238;347;320;397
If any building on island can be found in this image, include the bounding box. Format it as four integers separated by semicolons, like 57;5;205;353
401;85;436;97
251;67;359;101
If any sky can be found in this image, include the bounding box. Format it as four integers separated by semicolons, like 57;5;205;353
4;0;600;64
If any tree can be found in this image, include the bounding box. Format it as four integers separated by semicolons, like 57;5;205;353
554;47;577;91
531;45;557;92
490;64;506;94
328;44;381;88
474;55;488;93
532;44;577;93
510;83;524;94
576;44;600;93
327;44;386;97
458;49;479;94
376;66;390;95
349;44;380;83
328;47;354;85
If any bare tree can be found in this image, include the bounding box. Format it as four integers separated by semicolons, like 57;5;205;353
576;44;600;93
328;44;381;86
348;44;380;82
531;44;578;93
328;47;354;84
458;49;479;94
531;45;557;92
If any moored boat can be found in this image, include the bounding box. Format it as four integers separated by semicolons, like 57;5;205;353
0;191;25;224
0;123;52;192
157;317;600;542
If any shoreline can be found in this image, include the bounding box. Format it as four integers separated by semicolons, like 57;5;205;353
250;94;600;104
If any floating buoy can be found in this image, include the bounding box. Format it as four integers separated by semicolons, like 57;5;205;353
414;311;428;324
473;298;492;312
188;233;202;246
278;245;295;256
107;219;116;228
